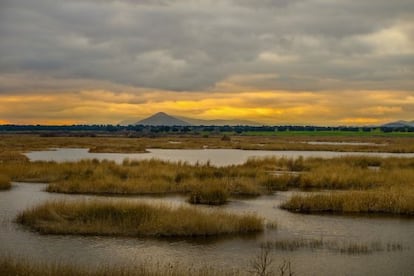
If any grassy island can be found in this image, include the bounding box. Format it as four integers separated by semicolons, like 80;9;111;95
281;190;414;216
17;200;263;237
0;174;11;190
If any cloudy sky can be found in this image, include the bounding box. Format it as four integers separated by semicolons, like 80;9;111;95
0;0;413;125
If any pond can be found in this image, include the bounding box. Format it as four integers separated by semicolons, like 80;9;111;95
1;183;413;275
25;148;414;166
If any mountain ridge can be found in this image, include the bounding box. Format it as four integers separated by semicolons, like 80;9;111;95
382;120;414;128
120;112;262;126
121;114;414;127
134;112;191;126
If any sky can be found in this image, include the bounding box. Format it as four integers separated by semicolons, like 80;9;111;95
0;0;413;125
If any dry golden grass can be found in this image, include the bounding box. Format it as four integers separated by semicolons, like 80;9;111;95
42;159;267;198
275;156;414;215
0;255;298;276
0;173;11;190
281;188;414;216
263;239;403;254
1;134;414;153
17;200;263;237
267;156;414;190
1;153;414;201
1;146;414;213
0;150;29;163
188;182;230;205
0;257;239;276
0;135;148;153
0;155;270;204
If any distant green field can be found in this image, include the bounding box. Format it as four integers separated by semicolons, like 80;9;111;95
221;130;414;137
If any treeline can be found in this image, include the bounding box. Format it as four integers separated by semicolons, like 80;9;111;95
0;124;413;134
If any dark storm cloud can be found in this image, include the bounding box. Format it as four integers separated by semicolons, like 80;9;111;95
0;0;413;92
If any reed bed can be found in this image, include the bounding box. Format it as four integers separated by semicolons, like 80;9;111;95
0;174;11;190
43;156;413;195
262;239;404;255
17;200;263;237
42;159;267;199
0;257;239;276
1;134;414;153
281;189;414;215
1;151;414;211
0;151;29;163
0;255;296;276
266;157;414;190
1;154;414;201
188;182;230;205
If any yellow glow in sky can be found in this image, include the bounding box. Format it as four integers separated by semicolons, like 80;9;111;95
0;89;413;125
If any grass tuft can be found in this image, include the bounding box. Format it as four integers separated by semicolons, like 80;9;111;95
0;174;11;190
0;257;239;276
17;200;264;237
262;238;404;255
280;189;414;216
188;182;229;205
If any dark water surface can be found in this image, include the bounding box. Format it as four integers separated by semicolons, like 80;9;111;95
1;183;413;275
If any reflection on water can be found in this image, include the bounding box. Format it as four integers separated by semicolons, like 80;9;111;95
1;183;413;275
25;148;414;166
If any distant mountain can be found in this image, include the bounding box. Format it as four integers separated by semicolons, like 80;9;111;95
177;116;262;126
134;112;191;126
120;112;262;126
382;120;414;128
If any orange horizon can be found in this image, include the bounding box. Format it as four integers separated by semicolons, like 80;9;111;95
0;89;413;126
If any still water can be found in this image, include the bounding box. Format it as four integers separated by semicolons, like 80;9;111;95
25;148;414;166
1;183;413;275
1;148;413;275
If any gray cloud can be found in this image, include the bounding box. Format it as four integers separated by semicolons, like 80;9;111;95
0;0;413;92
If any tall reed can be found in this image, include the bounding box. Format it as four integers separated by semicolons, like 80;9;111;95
0;174;11;190
17;200;264;237
281;189;414;215
0;257;239;276
2;134;414;153
2;153;414;211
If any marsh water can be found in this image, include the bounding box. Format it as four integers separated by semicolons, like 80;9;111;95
25;148;414;166
1;148;414;275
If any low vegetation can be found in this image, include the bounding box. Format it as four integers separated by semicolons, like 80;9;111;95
0;150;29;163
281;189;414;216
0;156;271;203
188;182;230;205
17;200;263;237
1;146;414;213
262;239;404;255
1;134;414;153
260;156;414;191
42;159;268;200
0;257;239;276
0;174;11;190
249;246;294;276
0;255;296;276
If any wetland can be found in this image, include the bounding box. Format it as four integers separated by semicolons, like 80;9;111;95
1;134;413;275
